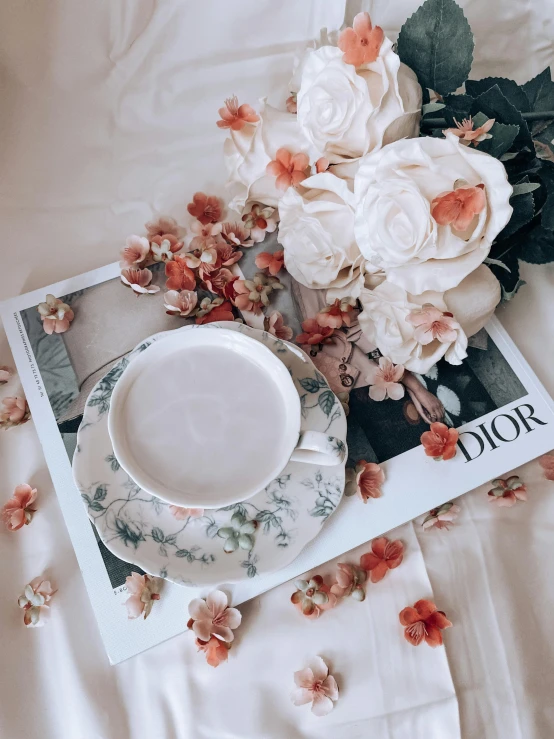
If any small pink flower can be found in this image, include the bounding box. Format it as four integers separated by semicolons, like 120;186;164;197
241;204;279;243
286;94;297;114
330;563;367;600
18;577;56;627
163;290;198;317
345;460;384;503
291;575;337;618
366;357;405;401
338;11;384;67
195;636;230;667
255;249;284;276
296;318;334;346
0;366;12;384
539;452;554;481
315;157;330;174
422;502;460;530
445;117;495;147
431;184;486;232
266;148;309;191
316;297;357;329
37;294;74;335
233;274;282;315
195;298;235;325
406;304;462;345
145;215;180;239
124;573;161;620
215;243;242;268
150;234;184;263
165;256;197;292
187;192;222;225
169;505;204;519
264;311;293;341
291;656;339;716
189;221;223;252
1;396;30;427
487;476;527;507
120;235;150;268
121;267;160;295
360;537;404;582
2;484;37;531
220;221;252;247
202;267;235;297
188;590;242;642
216;95;259;130
399;600;452;647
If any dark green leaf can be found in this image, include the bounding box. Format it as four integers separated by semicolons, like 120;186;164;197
299;377;323;393
511;182;540;196
397;0;474;96
471;85;532;150
94;484;107;501
442;94;473;127
89;501;105;512
499;192;535;240
158;544;168;557
522;68;554;112
164;534;177;546
538;161;554;231
81;493;92;506
486;249;525;301
469;112;519;158
151;526;164;543
466;77;530;112
318;390;335;417
520;225;554;264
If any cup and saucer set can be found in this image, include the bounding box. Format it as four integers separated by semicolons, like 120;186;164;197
72;322;347;587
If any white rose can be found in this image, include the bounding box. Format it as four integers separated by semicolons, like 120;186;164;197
354;133;513;294
223;99;309;213
278;172;369;298
296;39;421;164
358;265;500;373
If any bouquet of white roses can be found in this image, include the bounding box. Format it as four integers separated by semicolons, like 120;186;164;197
220;0;554;373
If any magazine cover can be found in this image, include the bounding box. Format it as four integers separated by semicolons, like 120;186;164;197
2;246;554;663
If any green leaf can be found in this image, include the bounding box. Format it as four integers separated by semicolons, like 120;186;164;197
318;390;335;417
486;248;525;300
151;527;164;543
471;85;532;150
175;549;190;558
538;161;554;231
469;112;519;159
465;77;530;112
499;193;535;240
511;182;540;196
94;484;107;501
299;377;324;393
520;225;554;264
81;493;92;506
522;68;554;112
422;102;446;115
397;0;474;96
442;94;473;126
89;501;105;512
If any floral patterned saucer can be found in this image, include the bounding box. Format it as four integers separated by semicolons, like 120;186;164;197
73;322;347;586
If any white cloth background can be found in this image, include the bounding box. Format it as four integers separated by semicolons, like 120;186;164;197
0;1;553;737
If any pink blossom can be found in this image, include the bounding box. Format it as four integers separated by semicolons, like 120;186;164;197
338;12;384;67
255;249;284;276
296;318;334;346
266;148;309;190
187;192;222;225
121;267;160;295
120;235;150;268
189;221;223;252
195;299;235;325
422;502;461;530
150;234;184;263
0;396;30;427
169;505;204;519
220;221;252;247
330;563;367;600
264;311;293;341
37;294;74;335
124;573;161;619
18;577;56;627
2;484;37;531
345;460;384;503
316;297;357;329
163;290;198;317
366;357;405;401
202;267;235;296
188;590;242;642
431;184;486;232
241;204;278;243
291;656;339;716
406;304;462;345
217;95;259;130
0;366;12;384
487;476;527;507
445;117;495;147
195;636;230;667
145;215;180;239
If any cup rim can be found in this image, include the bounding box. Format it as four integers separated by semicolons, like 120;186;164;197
107;327;301;508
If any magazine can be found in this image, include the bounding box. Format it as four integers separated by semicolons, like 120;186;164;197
2;249;554;663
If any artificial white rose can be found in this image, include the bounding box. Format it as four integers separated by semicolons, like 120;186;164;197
354;133;513;294
278;172;369;298
296;39;421;164
358;265;500;373
223;99;309;213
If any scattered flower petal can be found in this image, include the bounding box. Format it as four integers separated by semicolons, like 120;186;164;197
296;318;334;346
195;298;235;325
18;577;56;627
421;422;458;461
255;250;284;276
220;221;252;247
2;484;37;531
264;311;293;341
291;575;337;618
189;221;223;252
217;95;259;130
431;184;486;232
399;599;452;647
266;148;309;191
291;656;339;716
316;297;357;329
188;589;242;643
366;357;405;401
37;294;74;334
187;192;222;225
0;396;30;428
330;562;367;600
233;273;282;315
344;460;384;503
360;537;404;583
121;268;160;295
422;502;460;530
124;573;161;620
338;11;384;67
163;290;198;317
487;476;527;507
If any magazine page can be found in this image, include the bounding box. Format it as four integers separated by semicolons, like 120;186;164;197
2;254;554;662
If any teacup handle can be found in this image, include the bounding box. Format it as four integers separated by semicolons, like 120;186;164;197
289;431;347;466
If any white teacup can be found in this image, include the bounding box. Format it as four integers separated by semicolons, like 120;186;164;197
108;328;346;509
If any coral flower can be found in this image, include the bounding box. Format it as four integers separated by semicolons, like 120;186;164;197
487;476;527;507
266;148;309;191
431;184;486;232
366;357;405;401
188;590;242;642
37;294;75;334
195;636;230;667
360;537;404;583
421;422;458;461
124;573;161;619
187;192;222;225
121;267;160;295
407;304;462;345
195;299;235;325
2;484;38;531
255;250;284;276
165;255;197;291
296;318;334;345
316;297;357;329
345;460;384;503
217;95;259;130
264;311;293;341
291;656;339;716
445;117;495;146
338;12;384;67
399;599;452;647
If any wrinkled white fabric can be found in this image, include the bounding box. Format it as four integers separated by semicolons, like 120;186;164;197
1;1;553;738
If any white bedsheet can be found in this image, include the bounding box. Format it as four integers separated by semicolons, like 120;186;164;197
0;2;553;737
